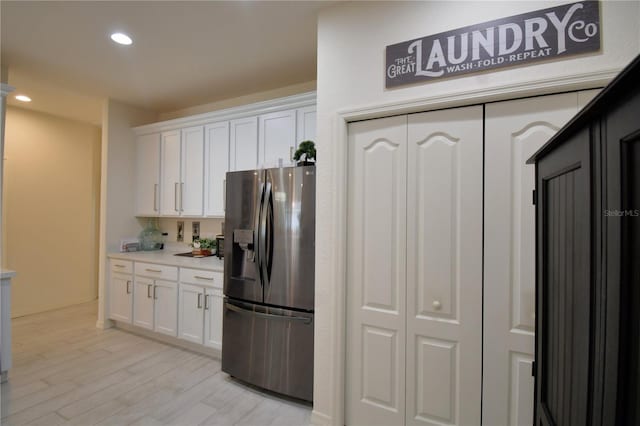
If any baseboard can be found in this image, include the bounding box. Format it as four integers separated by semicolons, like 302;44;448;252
113;321;221;359
311;409;333;425
95;318;114;330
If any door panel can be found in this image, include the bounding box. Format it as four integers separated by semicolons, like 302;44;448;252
136;133;161;216
133;277;154;330
484;93;581;425
204;288;223;349
259;110;296;167
229;117;258;172
154;280;177;337
346;115;407;426
224;170;263;304
296;106;316;145
181;126;204;216
160;130;181;215
263;166;315;311
109;273;132;323
406;106;483;426
205;122;229;217
178;283;204;344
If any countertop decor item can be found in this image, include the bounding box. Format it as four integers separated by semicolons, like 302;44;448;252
191;237;217;256
293;140;316;166
139;219;163;251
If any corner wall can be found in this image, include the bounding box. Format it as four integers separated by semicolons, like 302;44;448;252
314;1;640;424
4;106;101;317
96;99;156;328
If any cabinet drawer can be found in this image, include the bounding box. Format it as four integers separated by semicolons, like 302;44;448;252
180;268;223;288
135;262;178;281
110;259;133;274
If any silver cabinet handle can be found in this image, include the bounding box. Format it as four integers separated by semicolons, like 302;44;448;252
114;264;126;268
225;302;312;324
145;268;161;273
180;182;184;212
153;285;158;300
204;294;210;310
126;280;131;294
194;275;213;281
153;184;158;212
174;182;179;211
147;284;152;298
197;293;203;309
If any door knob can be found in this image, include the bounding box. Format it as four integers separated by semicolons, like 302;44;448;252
432;300;442;310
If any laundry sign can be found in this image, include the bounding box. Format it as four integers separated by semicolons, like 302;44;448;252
386;1;600;88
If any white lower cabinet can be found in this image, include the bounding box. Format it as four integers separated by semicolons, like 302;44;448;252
133;277;154;330
133;276;178;335
178;283;205;344
109;260;133;323
204;288;223;349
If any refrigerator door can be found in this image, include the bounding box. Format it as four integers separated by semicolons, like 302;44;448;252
262;166;315;311
221;298;314;401
224;170;264;304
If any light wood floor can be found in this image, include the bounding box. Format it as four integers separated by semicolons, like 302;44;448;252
0;301;311;426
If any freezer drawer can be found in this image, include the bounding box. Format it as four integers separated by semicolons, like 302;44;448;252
221;298;314;401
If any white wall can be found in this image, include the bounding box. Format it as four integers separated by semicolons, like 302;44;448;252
4;106;101;317
313;1;640;424
96;99;156;328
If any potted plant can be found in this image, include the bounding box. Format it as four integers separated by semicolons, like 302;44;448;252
191;237;217;256
293;140;316;166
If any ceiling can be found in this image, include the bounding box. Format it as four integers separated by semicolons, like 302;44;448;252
1;1;331;125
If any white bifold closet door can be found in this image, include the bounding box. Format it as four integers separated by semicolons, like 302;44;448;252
346;105;483;426
482;89;599;426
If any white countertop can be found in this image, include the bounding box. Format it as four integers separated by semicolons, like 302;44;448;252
108;251;224;272
1;270;16;280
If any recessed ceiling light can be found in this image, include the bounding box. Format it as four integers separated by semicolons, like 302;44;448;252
110;32;132;45
15;95;32;102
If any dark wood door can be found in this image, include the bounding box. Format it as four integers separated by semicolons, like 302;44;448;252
534;126;592;426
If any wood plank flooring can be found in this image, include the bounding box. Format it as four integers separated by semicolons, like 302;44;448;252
0;301;312;426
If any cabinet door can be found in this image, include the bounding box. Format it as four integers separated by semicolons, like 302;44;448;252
133;277;154;330
346;115;407;426
258;109;296;167
296;106;316;144
204;288;223;350
154;280;178;337
178;283;205;344
406;106;483;426
109;273;132;323
180;126;205;216
160;130;181;215
484;93;581;426
205;122;229;217
229;117;258;172
136;133;161;216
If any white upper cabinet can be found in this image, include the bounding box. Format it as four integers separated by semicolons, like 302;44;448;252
135;133;161;216
205;122;229;217
159;127;204;216
258;109;296;167
296;106;317;144
229;117;258;172
180;126;205;216
160;130;181;216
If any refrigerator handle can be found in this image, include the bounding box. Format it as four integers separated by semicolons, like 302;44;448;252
225;302;312;324
254;181;265;286
259;181;272;289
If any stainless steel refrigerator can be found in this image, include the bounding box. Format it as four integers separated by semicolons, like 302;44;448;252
222;165;315;402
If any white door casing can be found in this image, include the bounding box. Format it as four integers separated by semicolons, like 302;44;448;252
406;106;483;426
346;115;407;426
482;89;599;426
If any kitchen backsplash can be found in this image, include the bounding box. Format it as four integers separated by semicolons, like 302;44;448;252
158;218;224;251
